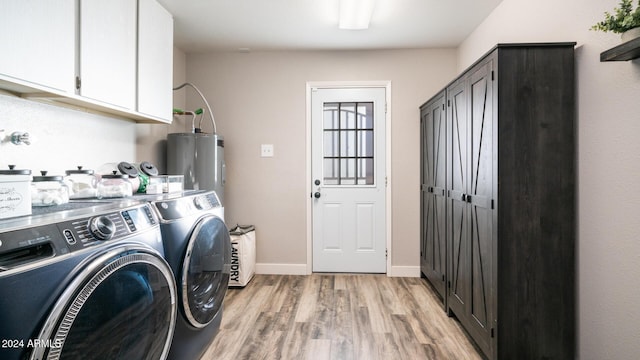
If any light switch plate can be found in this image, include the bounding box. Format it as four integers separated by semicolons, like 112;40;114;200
261;144;274;157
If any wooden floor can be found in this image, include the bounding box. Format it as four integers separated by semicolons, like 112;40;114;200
201;274;482;360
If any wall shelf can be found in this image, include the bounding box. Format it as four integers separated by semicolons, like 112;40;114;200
600;37;640;61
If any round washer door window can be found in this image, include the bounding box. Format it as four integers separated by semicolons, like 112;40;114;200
31;246;177;360
182;215;230;328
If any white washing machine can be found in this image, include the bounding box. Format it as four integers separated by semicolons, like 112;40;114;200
144;190;230;360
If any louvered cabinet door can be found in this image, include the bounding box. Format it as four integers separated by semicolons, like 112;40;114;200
446;79;469;318
466;59;495;357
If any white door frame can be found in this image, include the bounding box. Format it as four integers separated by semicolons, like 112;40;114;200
305;81;392;275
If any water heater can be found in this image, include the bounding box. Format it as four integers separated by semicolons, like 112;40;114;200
167;132;225;205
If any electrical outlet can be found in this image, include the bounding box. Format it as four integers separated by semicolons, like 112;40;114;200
261;144;274;157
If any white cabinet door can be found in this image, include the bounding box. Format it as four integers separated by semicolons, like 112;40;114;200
138;0;173;122
0;0;75;93
80;0;136;110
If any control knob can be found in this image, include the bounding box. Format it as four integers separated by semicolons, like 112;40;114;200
193;196;208;210
90;216;116;240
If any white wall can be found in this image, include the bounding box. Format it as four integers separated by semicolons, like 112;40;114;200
0;92;136;175
459;0;640;358
184;49;457;273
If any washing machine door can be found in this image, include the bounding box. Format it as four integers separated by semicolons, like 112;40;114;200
182;215;230;328
30;245;177;360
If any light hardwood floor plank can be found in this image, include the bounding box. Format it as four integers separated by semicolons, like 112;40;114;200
200;274;482;360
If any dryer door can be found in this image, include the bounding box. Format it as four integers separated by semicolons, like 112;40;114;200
181;215;230;328
31;245;177;360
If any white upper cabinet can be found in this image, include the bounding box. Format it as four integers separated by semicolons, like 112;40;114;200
0;0;76;93
138;0;173;121
80;0;137;110
0;0;173;124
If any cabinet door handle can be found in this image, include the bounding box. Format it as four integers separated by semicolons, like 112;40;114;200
466;195;472;203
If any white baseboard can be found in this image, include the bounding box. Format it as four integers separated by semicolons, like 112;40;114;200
255;263;420;277
255;263;308;275
388;265;421;277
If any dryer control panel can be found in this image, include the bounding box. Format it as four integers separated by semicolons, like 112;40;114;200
153;192;221;221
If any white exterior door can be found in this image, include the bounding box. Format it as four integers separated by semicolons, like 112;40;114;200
311;87;387;273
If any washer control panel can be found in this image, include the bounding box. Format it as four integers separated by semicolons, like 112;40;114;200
0;204;158;271
60;204;157;250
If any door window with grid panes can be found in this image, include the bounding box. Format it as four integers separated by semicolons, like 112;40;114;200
323;102;374;186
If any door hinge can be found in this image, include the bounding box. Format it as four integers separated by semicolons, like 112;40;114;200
385;176;388;187
75;76;81;90
448;280;451;289
447;99;451;107
385;102;388;114
491;199;495;209
385;249;388;258
491;328;495;338
491;70;495;81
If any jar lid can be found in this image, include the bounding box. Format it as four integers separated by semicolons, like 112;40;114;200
139;161;159;176
33;171;63;182
102;171;128;179
117;162;138;178
66;166;94;175
0;165;32;175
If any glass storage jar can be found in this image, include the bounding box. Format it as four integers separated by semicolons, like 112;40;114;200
97;172;133;199
65;166;98;199
134;161;159;194
31;171;70;207
117;162;141;192
97;162;140;192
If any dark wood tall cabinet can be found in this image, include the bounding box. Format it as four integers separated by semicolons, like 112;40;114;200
419;43;576;360
419;91;447;303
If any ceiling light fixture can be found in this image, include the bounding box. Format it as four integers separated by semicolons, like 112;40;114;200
339;0;376;30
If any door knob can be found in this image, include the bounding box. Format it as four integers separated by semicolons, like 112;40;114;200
314;179;321;186
314;192;321;198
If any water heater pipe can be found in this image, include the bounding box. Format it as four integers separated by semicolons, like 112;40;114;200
173;82;217;134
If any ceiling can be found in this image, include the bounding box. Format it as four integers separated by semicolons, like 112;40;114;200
157;0;503;53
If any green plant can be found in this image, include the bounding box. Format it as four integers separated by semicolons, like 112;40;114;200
591;0;640;33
